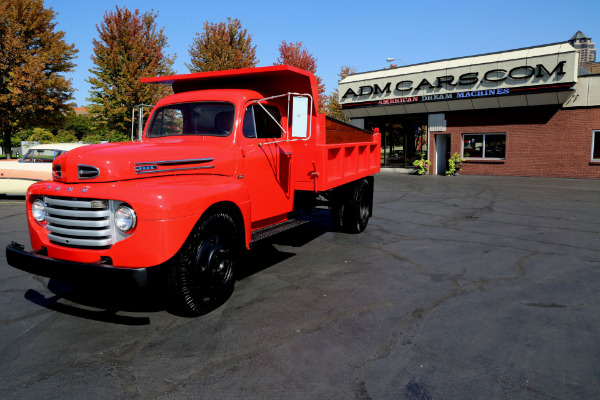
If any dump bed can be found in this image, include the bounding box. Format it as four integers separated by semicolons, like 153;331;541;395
312;115;380;192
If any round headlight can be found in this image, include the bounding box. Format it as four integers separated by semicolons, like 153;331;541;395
114;205;137;233
32;199;47;222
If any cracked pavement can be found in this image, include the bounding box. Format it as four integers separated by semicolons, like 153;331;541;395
1;173;600;399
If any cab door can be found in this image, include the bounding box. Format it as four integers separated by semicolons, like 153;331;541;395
240;103;294;223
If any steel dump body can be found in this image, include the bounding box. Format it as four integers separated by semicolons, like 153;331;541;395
317;115;380;191
7;65;380;299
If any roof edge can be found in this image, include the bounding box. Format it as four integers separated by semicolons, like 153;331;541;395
141;65;312;86
343;41;574;83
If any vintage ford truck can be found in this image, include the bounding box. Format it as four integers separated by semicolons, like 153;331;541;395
7;65;380;315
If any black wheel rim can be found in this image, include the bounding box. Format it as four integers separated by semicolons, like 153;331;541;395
359;194;369;223
195;232;233;296
358;184;370;224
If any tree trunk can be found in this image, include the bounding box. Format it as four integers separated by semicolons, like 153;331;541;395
2;130;13;159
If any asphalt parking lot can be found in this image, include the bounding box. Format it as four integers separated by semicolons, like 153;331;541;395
1;173;600;399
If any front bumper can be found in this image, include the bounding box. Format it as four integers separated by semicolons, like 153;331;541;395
6;242;149;289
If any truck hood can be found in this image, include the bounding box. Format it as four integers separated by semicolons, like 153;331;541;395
52;138;237;184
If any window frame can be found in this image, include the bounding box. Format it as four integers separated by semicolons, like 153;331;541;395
462;133;507;160
592;130;600;161
22;149;56;163
242;103;283;140
147;101;235;138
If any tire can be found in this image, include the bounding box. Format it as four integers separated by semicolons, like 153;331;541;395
330;202;345;231
168;212;239;316
342;178;371;234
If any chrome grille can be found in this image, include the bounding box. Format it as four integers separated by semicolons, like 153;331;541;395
44;196;114;249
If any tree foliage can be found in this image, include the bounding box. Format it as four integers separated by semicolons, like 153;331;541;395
61;113;95;140
325;65;356;121
274;41;326;112
54;129;79;143
87;6;175;135
0;0;78;157
187;18;258;73
12;111;133;150
26;127;53;143
81;127;128;144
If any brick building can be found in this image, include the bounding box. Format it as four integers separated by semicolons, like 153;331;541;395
73;107;88;115
339;42;600;179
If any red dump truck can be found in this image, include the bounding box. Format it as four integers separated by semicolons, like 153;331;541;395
7;65;380;315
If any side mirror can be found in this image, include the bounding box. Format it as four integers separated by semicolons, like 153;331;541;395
291;96;309;139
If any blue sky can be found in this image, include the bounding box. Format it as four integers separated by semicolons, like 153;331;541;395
47;0;600;107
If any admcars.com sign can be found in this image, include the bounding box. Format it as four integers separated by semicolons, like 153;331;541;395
339;43;579;113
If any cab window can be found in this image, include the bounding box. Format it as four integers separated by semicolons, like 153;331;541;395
243;105;282;139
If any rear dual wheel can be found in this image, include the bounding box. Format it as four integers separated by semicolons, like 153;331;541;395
330;178;372;234
168;212;239;316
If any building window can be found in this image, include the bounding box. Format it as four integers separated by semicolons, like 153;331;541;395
593;130;600;161
463;133;506;159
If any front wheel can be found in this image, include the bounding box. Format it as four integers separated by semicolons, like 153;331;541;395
168;212;239;316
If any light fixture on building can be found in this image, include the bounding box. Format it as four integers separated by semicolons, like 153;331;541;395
386;57;407;65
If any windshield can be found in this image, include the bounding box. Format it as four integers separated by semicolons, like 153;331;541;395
21;149;65;163
147;102;235;138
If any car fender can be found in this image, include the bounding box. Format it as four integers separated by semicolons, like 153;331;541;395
26;175;251;268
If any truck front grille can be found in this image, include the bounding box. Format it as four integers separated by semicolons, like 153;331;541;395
44;196;114;249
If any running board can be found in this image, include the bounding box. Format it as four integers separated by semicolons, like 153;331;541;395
250;219;309;243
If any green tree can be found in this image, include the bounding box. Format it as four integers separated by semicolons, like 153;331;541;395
274;41;326;112
53;130;79;143
80;126;128;144
87;6;175;136
0;0;77;158
81;132;104;144
187;17;258;72
325;65;356;121
26;127;54;143
12;128;32;147
61;112;95;140
96;127;129;143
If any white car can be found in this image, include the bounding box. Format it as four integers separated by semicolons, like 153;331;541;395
0;143;87;195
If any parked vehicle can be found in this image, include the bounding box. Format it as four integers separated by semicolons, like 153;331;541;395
0;143;86;195
6;65;380;315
